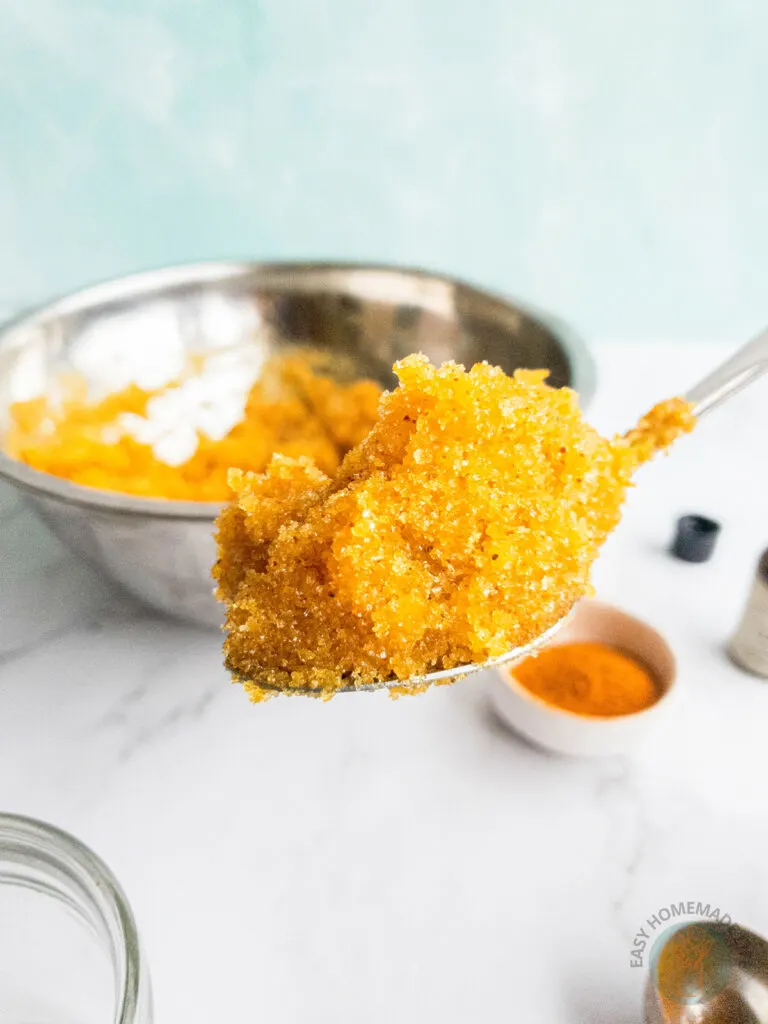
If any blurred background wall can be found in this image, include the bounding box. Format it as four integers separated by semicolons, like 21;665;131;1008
0;0;765;340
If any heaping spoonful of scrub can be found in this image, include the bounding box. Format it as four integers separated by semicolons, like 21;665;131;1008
214;327;768;701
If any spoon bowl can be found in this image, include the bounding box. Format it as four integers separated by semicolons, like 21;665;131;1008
232;612;573;697
234;323;768;697
644;920;768;1024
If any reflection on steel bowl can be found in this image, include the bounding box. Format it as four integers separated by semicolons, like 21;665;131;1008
0;262;595;627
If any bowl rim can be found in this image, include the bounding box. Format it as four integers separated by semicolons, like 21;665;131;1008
496;599;679;723
0;259;596;522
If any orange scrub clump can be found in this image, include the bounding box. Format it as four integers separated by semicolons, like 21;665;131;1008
6;352;382;501
214;355;695;700
512;641;659;716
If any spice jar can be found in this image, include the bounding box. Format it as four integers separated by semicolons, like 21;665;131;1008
0;813;153;1024
729;550;768;677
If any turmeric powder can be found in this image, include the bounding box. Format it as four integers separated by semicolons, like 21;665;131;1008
512;641;659;717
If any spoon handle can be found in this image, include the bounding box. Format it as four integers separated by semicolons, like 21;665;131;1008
684;325;768;417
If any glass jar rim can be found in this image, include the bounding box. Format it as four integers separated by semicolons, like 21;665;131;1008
0;812;150;1024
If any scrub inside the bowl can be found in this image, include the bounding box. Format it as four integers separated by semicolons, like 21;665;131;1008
5;348;383;501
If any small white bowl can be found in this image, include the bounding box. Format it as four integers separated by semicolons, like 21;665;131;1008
491;599;678;756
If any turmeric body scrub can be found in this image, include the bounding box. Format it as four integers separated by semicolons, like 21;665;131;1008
6;352;382;501
513;641;660;717
215;355;695;699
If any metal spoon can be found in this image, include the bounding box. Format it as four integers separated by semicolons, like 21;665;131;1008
684;324;768;417
245;326;768;697
644;920;768;1023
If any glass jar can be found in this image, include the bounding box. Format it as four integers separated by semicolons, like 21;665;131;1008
0;813;152;1023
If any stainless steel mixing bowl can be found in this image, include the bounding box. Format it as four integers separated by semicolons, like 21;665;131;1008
0;261;595;627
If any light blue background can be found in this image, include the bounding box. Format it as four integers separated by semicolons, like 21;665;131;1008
1;0;765;340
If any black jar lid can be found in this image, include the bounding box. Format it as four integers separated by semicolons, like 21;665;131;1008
670;514;721;563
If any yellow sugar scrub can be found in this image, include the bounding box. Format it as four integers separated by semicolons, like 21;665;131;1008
214;354;695;700
6;351;382;501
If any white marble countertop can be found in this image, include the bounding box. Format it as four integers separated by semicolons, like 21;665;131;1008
1;340;767;1024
